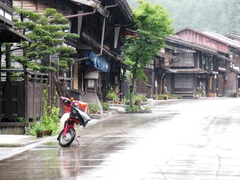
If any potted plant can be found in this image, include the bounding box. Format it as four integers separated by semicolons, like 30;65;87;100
41;88;59;136
140;95;147;102
88;103;100;114
169;94;181;99
102;102;110;111
43;122;55;136
125;105;141;113
106;90;118;102
153;94;158;100
134;95;143;106
35;122;44;138
158;94;168;100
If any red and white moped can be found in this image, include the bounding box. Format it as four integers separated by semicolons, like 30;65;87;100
57;96;90;147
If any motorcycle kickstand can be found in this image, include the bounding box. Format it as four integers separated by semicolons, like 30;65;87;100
75;138;80;145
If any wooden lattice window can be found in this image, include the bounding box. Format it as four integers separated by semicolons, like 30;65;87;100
174;74;193;88
171;52;194;67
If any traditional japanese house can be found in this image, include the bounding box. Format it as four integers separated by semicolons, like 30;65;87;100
0;0;31;134
135;28;236;98
135;31;232;99
154;34;233;98
176;28;240;97
0;0;133;134
13;0;133;109
68;0;133;104
153;27;240;98
218;32;240;92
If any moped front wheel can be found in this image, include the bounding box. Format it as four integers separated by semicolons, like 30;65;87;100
58;128;76;147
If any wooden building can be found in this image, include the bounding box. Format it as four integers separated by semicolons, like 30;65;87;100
67;0;133;103
135;27;240;99
0;0;32;134
14;0;133;103
0;0;133;134
143;28;240;99
176;28;240;97
161;35;231;98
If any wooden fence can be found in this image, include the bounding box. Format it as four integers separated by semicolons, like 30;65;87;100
0;70;48;134
0;70;81;134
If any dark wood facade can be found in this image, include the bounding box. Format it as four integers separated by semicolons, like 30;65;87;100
136;68;154;98
1;77;46;119
135;28;239;98
142;28;240;98
0;70;48;134
0;0;133;134
177;28;240;97
71;0;133;102
0;0;31;134
14;0;133;101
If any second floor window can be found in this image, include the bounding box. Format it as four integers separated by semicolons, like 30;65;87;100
171;52;194;67
1;0;12;8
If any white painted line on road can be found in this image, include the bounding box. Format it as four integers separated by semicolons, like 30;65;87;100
0;136;57;161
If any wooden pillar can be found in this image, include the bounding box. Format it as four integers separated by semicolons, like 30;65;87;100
0;43;2;131
24;69;29;132
73;62;78;89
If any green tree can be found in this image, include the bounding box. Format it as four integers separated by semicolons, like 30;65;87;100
12;7;79;73
124;0;175;107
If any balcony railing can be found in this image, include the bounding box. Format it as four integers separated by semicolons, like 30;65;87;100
0;0;13;26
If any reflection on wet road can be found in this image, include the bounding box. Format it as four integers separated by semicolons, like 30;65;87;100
1;98;240;180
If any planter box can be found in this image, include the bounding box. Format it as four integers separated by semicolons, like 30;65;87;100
43;130;53;136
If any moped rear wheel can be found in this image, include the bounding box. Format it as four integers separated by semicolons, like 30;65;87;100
58;128;76;147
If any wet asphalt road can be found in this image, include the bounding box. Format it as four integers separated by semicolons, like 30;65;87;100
1;98;240;180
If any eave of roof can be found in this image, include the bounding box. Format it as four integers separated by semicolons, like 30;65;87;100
70;0;109;17
166;36;217;54
165;36;232;62
177;27;240;50
114;0;133;22
156;51;177;59
0;24;30;42
81;32;123;62
163;67;207;74
203;30;240;49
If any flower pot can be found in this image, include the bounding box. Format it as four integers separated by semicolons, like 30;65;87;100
90;110;99;114
208;93;213;97
44;130;53;136
36;131;43;138
134;100;142;106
